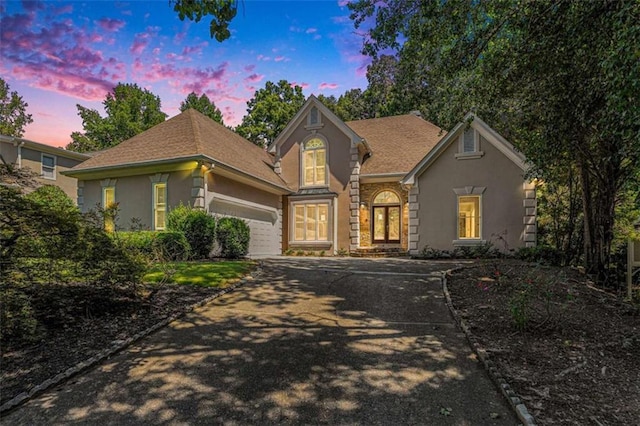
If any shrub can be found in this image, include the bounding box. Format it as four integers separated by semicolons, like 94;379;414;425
216;217;250;259
515;245;562;266
0;287;39;342
116;231;158;257
167;205;216;259
152;232;191;261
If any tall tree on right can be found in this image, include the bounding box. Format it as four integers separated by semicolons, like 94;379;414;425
180;92;224;125
350;0;640;280
0;78;33;137
236;80;305;148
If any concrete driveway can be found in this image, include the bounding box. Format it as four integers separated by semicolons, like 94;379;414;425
3;257;517;425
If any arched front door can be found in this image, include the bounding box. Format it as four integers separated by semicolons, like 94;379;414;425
372;191;401;244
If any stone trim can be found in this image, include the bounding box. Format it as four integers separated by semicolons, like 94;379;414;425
452;186;486;196
523;181;537;247
149;173;169;183
408;185;419;253
349;145;360;251
277;196;283;251
77;180;84;210
191;167;205;209
99;178;117;188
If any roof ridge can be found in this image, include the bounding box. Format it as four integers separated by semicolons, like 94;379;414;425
188;109;204;154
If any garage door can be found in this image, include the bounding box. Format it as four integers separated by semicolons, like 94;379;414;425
209;199;280;256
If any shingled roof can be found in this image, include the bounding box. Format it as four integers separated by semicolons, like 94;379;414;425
346;114;445;175
69;109;288;189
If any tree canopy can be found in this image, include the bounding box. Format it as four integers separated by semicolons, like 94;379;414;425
180;92;224;125
0;78;33;137
349;0;640;279
235;80;305;148
171;0;238;42
67;83;167;152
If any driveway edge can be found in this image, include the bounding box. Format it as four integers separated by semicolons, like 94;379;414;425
0;267;262;415
441;269;537;426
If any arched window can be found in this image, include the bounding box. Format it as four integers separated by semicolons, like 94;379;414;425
302;137;327;186
373;191;400;205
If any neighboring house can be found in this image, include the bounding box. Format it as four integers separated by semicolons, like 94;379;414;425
0;135;90;201
64;98;536;257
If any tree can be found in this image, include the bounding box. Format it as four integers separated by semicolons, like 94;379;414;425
180;92;224;125
363;54;402;118
335;89;370;121
171;0;238;42
350;0;640;281
316;94;338;114
67;83;167;152
236;80;305;148
0;78;33;137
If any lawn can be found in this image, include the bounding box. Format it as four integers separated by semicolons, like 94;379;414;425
143;260;254;287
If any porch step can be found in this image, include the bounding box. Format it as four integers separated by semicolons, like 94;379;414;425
350;248;409;258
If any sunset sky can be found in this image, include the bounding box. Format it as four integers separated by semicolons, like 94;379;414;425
0;1;370;147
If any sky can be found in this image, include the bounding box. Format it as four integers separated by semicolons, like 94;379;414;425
0;0;371;147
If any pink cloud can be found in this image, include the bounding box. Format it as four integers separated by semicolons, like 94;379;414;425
244;64;256;72
257;54;271;61
274;56;289;62
182;41;208;56
133;59;229;96
96;17;125;32
0;9;124;101
130;26;159;55
244;73;264;83
319;82;339;90
306;28;317;34
290;81;310;90
53;4;73;15
338;0;350;6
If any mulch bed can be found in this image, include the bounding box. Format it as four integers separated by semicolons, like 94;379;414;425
447;260;640;426
1;282;225;407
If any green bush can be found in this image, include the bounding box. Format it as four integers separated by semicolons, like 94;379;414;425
0;287;39;342
116;231;158;256
167;205;216;259
216;217;250;259
515;245;562;266
152;232;191;261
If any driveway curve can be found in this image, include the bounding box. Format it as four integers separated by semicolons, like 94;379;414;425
3;257;516;425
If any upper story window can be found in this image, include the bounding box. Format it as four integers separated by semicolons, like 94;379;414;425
456;128;484;159
306;106;323;129
302;137;327;187
41;154;56;180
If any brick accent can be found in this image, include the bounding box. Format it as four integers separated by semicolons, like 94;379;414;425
523;181;537;247
358;182;409;250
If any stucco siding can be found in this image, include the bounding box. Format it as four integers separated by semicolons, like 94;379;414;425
208;173;279;209
0;142;18;164
18;147;84;201
415;136;526;252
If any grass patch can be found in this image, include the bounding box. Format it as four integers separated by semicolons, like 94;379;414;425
143;260;254;287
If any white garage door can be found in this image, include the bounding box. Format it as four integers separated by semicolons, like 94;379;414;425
209;199;280;256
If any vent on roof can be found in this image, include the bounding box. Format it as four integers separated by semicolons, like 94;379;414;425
409;110;422;117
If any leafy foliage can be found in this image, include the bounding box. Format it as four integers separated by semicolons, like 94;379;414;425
67;83;167;152
171;0;238;42
180;92;224;124
152;232;191;262
0;78;33;137
236;80;305;148
216;217;250;259
350;0;640;281
167;204;217;259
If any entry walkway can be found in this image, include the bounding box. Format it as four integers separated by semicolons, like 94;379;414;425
3;257;516;425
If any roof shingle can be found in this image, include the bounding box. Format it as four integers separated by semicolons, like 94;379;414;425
71;109;287;188
346;114;445;175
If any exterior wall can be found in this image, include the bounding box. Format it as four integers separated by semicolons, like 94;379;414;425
2;144;85;202
207;173;279;209
359;182;409;250
80;169;193;230
278;113;356;253
414;135;528;252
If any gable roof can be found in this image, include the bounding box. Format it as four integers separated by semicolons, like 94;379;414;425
0;135;90;162
346;114;445;176
269;95;369;155
403;113;527;185
67;109;289;190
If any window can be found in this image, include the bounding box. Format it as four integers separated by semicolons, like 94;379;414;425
103;187;116;232
462;129;476;153
302;137;327;187
309;107;319;125
41;154;56;180
153;183;167;230
294;203;329;241
458;196;481;239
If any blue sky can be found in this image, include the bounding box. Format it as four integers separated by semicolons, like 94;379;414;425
0;0;370;146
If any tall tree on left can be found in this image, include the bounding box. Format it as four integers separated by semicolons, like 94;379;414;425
67;83;167;153
0;78;33;137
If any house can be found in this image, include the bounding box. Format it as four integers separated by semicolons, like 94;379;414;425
64;96;536;256
0;135;90;201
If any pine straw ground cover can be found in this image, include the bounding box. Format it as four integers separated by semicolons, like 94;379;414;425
446;260;640;426
1;261;254;407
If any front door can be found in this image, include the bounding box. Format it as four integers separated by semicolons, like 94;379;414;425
373;205;401;244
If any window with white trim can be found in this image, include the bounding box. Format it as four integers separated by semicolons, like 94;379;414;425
458;195;481;239
294;203;329;242
302;137;327;187
153;183;167;230
103;186;116;232
41;154;56;180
